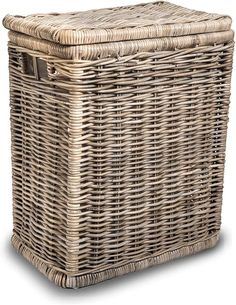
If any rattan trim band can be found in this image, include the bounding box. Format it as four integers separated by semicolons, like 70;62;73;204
12;233;219;288
8;30;234;59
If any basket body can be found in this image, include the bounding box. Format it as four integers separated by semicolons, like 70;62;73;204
4;1;234;288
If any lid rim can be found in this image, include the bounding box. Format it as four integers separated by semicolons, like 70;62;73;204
8;29;235;60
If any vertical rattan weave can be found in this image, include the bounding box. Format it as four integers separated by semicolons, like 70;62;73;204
3;1;234;288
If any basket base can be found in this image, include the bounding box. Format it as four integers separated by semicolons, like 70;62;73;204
11;232;220;288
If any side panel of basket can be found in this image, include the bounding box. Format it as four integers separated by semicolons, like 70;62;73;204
9;41;234;288
9;47;71;271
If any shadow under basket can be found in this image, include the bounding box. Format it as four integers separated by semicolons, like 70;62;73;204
3;1;234;288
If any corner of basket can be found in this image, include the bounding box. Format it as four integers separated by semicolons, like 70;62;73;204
2;14;10;28
2;14;25;30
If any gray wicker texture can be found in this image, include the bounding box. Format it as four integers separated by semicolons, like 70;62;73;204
3;1;234;288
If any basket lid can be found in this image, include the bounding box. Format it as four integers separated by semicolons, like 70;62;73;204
3;1;232;46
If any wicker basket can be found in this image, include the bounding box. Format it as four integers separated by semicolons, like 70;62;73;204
3;1;234;288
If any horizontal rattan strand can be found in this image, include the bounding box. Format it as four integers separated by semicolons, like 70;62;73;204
8;30;234;60
3;1;232;45
12;233;219;288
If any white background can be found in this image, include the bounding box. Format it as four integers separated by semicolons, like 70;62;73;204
0;0;235;304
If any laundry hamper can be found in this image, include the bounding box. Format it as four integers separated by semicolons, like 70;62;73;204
3;1;234;288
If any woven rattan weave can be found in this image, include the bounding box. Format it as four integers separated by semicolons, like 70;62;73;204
3;1;234;288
